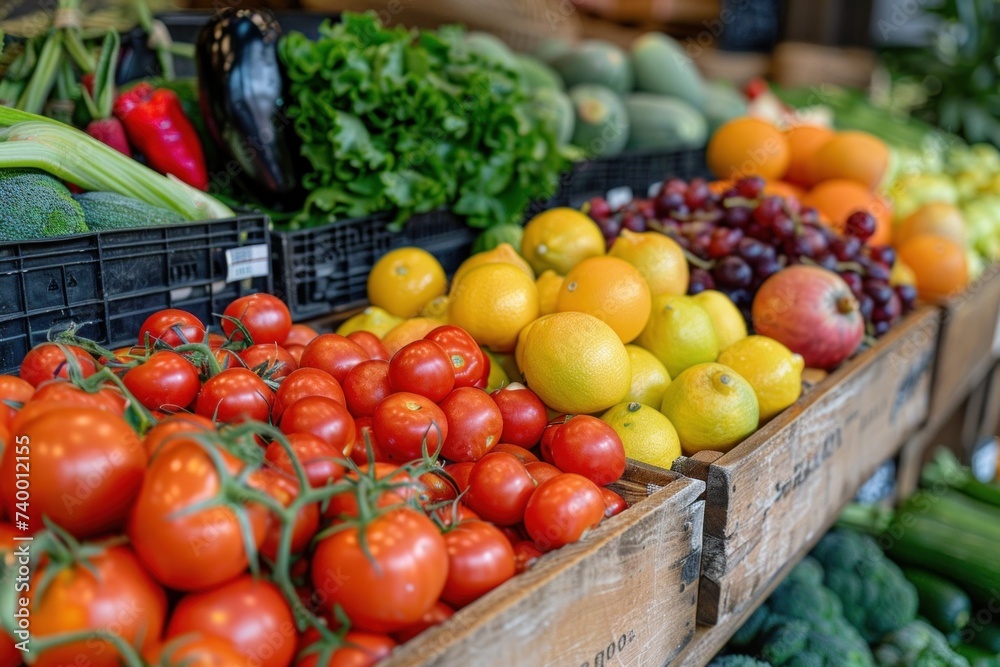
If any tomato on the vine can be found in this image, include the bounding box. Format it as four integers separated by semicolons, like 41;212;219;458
19;343;96;387
279;396;355;453
272;368;345;423
295;632;396;667
443;461;475;493
149;635;248;667
441;520;516;608
548;415;625;487
299;334;370;384
311;507;448;632
252;468;320;560
601;487;628;518
350;416;390;464
166;576;295;667
490;383;548;448
524;473;605;551
0;375;33;427
464;452;535;526
388;339;455;402
123;350;201;411
373;392;448;461
343;359;392;418
438;387;503;462
347;330;390;361
194;367;274;423
31;381;126;416
222;293;292;345
265;433;346;489
1;407;144;537
138;309;206;347
143;412;215;458
283;323;319;347
425;325;488;388
418;467;459;506
431;502;479;528
239;343;298;380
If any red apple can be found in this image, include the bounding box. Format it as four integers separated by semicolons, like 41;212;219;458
752;265;864;370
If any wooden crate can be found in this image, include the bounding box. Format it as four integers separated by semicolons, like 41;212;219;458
672;306;939;625
382;464;705;666
928;263;1000;420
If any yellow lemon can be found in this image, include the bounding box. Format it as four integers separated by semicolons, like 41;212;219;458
601;401;681;469
514;314;551;372
368;247;446;318
520;312;630;414
890;259;917;287
381;317;441;356
718;335;804;422
450;243;534;293
624;345;672;408
335;306;404;338
521;207;605;275
419;295;451;321
637;295;719;379
556;256;652;344
692;290;747;351
660;362;759;454
536;270;565;316
608;229;689;296
449;263;539;353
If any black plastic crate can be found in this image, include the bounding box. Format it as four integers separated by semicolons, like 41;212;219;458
549;147;711;209
0;215;271;374
272;209;477;322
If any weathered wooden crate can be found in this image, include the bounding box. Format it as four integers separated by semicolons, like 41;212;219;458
672;306;939;625
928;263;1000;420
382;463;705;666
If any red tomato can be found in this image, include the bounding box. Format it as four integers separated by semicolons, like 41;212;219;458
373;392;448;461
299;334;370;383
438;387;503;462
347;330;390;361
144;413;216;458
441;520;516;607
252;468;320;560
1;407;144;537
549;415;626;486
311;507;448;632
601;487;628;518
391;601;454;643
265;433;346;488
424;325;488;388
323;463;420;522
464;452;535;526
19;343;96;387
29;545;167;667
512;540;544;573
214;347;243;371
490;383;548;448
524;473;605;551
207;333;228;350
343;359;392;418
444;461;475;493
123;350;201;411
272;368;345;423
239;343;298;380
388;340;455;402
525;460;561;486
419;467;459;505
491;443;540;464
350;416;390;464
138;309;207;346
31;381;126;416
296;632;396;667
166;576;295;667
539;414;571;464
285;344;306;364
283;323;319;347
195;368;274;424
222;293;292;345
128;438;268;590
279;396;355;453
431;502;479;528
150;635;248;667
0;375;33;428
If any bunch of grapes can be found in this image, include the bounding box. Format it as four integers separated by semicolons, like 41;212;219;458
588;176;917;338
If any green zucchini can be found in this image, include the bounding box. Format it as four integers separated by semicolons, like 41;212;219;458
904;568;971;633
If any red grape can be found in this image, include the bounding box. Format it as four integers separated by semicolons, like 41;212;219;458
845;211;876;241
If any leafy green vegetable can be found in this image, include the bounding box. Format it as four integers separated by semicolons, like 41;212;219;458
278;12;568;229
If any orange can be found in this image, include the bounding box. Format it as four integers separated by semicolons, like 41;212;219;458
450;243;534;293
763;180;806;203
896;234;968;302
556;256;652;344
449;263;540;353
707;117;790;181
607;229;689;297
367;247;447;318
803;179;892;246
382;317;441;355
895;202;966;248
783;125;833;187
810;131;890;190
535;270;565;316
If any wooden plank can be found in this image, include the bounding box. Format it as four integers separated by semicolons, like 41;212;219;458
673;306;939;624
382;465;705;666
929;263;1000;420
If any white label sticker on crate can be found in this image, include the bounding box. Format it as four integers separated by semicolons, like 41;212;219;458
225;245;270;282
606;186;633;211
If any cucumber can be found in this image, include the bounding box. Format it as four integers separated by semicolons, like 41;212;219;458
550;40;634;95
903;568;972;634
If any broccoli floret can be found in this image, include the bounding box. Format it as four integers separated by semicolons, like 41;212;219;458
874;620;971;667
73;191;184;231
731;604;772;649
709;656;772;667
811;529;919;643
767;558;844;627
760;619;810;664
0;168;88;240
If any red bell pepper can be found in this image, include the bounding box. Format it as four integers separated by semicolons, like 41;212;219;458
113;82;208;191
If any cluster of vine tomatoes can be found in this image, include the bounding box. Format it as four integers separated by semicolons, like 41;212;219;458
0;293;631;667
